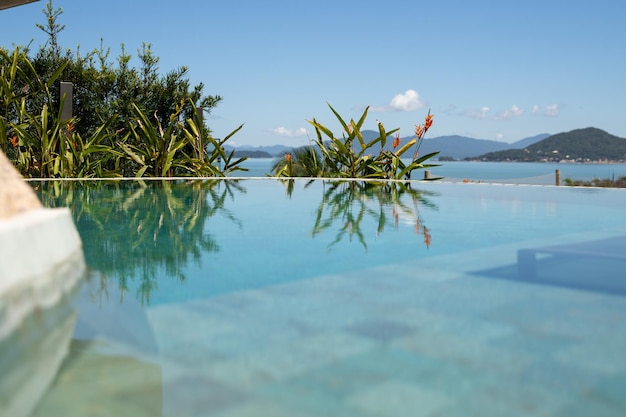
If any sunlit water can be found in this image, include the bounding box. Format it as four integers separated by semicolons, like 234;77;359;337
21;179;626;416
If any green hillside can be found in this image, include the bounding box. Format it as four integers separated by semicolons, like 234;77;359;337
469;128;626;162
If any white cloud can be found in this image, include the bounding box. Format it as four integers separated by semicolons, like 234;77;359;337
371;89;425;112
495;105;524;120
390;89;424;111
270;127;308;137
545;104;560;117
462;104;528;120
459;102;559;121
496;133;505;141
529;104;560;117
463;106;490;119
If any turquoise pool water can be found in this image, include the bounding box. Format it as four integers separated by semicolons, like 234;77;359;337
31;179;626;416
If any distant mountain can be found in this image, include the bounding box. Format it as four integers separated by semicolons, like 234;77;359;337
224;131;550;160
510;133;551;149
231;150;273;158
236;144;293;155
418;136;508;160
225;144;292;158
362;131;548;160
470;128;626;162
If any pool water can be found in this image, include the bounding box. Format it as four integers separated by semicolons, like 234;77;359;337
30;179;626;416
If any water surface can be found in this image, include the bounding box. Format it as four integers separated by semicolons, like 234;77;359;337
30;179;626;417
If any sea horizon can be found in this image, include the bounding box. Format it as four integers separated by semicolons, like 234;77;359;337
232;158;626;185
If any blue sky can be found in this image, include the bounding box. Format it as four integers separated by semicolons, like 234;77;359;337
3;0;625;147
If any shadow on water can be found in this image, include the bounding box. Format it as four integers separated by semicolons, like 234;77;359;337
470;235;626;297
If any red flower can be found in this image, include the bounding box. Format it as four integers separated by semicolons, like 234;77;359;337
285;153;292;161
415;124;424;139
424;113;434;131
392;133;400;149
415;112;434;140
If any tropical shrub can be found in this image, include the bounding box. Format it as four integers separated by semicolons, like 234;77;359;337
119;100;245;177
1;47;118;177
270;145;325;177
272;103;438;179
1;0;243;178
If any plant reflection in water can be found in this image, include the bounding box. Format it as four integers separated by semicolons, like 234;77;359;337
284;180;438;251
37;179;437;305
37;180;245;305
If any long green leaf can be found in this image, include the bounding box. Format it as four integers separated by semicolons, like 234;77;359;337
327;103;349;133
395;138;417;157
377;121;387;149
47;60;68;86
118;141;146;165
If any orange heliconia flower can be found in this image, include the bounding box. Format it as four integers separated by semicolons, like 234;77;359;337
415;112;434;140
415;124;424;139
392;133;400;149
67;121;74;134
10;136;18;148
285;153;292;161
424;113;434;131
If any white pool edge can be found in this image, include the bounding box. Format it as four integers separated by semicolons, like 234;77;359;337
0;207;84;338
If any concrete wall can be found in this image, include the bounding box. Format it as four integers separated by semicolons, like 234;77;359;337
0;150;86;417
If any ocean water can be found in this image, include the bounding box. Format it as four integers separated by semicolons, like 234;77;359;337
235;158;626;184
23;179;626;417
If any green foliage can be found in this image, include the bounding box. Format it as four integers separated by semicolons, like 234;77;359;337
1;0;243;178
11;100;121;178
1;47;119;177
119;99;246;177
272;104;439;179
270;145;325;177
564;175;626;188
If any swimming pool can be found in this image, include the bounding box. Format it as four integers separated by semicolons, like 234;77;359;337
29;179;626;416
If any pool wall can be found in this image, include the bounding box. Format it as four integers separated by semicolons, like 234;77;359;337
0;150;86;417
